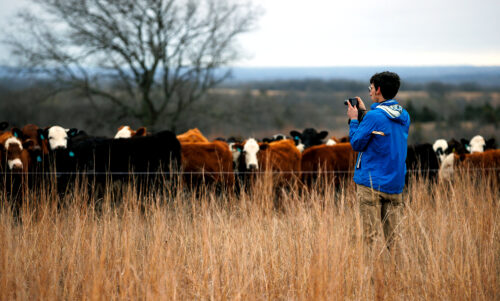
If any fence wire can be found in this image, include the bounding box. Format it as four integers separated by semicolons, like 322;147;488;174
0;167;499;176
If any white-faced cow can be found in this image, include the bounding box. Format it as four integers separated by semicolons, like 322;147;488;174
42;125;78;151
432;139;448;163
233;138;301;187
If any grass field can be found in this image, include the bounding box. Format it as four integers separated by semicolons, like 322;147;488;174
0;172;498;300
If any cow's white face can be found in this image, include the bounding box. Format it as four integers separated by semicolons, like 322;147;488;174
438;153;455;181
243;138;260;170
469;135;485;153
296;143;305;153
115;126;132;139
47;126;69;150
433;139;448;163
4;137;23;170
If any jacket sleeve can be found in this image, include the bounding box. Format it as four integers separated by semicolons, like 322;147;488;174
349;111;377;151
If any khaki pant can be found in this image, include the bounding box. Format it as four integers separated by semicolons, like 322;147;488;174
357;184;403;250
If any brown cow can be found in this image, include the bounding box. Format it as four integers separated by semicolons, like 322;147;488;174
439;149;500;183
301;142;357;187
180;140;234;187
114;125;148;139
177;128;209;143
234;138;301;185
22;123;49;155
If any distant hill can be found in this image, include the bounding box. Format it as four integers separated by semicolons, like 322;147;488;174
2;65;500;87
226;66;500;86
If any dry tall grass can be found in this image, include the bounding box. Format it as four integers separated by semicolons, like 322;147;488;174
0;171;498;300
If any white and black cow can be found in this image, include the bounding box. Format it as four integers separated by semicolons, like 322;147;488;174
290;128;329;152
54;130;182;193
432;139;448;163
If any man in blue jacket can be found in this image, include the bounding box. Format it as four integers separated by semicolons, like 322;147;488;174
347;71;410;250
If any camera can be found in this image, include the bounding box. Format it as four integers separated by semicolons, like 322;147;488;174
344;97;358;108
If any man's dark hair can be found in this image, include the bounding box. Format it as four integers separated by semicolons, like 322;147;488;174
370;71;400;100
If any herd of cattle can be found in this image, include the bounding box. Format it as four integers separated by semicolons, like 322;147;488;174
0;121;499;198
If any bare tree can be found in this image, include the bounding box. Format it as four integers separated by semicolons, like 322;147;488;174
4;0;260;130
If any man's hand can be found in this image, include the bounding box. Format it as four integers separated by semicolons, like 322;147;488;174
355;96;367;111
347;101;358;120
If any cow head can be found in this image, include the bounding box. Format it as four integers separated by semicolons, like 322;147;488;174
114;125;148;139
432;139;448;163
469;135;486;153
290;128;328;151
19;124;49;163
0;130;31;172
234;138;269;171
446;139;469;155
42;126;78;150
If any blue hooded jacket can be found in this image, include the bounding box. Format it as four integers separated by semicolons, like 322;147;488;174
349;99;410;194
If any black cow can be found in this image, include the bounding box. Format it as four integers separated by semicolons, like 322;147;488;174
38;129;182;195
406;143;440;183
289;128;329;152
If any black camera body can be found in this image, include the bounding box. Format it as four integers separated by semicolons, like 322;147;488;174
344;98;358;108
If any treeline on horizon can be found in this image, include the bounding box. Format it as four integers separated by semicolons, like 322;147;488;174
227;78;499;93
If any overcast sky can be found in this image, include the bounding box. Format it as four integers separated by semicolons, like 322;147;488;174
1;0;500;67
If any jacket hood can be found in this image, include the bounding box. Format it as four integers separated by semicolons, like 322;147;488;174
371;99;410;125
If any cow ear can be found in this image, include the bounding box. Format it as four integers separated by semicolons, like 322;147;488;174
259;143;269;151
290;131;301;140
485;138;496;149
231;143;243;152
38;128;47;141
23;139;35;151
0;121;8;131
262;138;271;143
67;128;79;137
11;127;23;139
319;131;329;140
135;127;147;137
